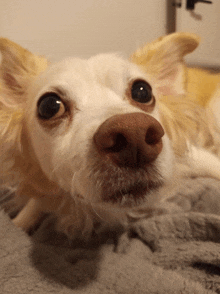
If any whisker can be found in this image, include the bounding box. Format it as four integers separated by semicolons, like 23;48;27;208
90;202;105;222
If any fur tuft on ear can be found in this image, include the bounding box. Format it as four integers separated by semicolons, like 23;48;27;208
131;32;200;96
0;38;48;101
0;38;48;188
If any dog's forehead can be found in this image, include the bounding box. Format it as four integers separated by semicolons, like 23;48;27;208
38;57;91;83
36;54;145;90
88;53;143;81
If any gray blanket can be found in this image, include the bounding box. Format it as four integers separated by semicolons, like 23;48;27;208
1;177;220;293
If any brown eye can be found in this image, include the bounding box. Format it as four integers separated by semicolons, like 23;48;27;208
131;80;153;104
38;93;66;119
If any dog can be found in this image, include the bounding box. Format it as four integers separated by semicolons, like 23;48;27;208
0;32;220;239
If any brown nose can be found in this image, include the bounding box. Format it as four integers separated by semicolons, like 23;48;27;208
93;112;164;168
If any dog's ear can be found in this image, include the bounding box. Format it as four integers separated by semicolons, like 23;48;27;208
0;38;48;101
0;39;48;188
131;32;200;96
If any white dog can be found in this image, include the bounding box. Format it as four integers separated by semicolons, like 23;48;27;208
0;33;220;239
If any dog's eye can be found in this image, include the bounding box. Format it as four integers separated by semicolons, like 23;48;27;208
131;80;153;104
38;93;66;119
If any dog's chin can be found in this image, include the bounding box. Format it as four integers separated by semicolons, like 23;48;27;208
81;159;165;208
102;180;163;207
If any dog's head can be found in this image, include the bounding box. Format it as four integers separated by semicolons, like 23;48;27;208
0;33;199;207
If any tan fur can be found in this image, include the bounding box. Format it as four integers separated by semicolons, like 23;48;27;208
0;39;48;187
186;67;220;107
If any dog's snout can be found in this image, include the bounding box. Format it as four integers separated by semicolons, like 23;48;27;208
93;113;164;168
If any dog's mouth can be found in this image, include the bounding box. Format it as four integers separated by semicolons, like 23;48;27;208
87;159;164;207
103;180;163;206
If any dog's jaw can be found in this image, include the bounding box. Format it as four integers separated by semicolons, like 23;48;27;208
90;163;164;207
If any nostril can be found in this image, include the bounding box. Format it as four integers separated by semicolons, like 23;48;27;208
94;130;128;154
106;133;128;153
145;127;163;145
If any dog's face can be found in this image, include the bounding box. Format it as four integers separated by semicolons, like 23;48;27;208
0;33;199;207
24;54;173;206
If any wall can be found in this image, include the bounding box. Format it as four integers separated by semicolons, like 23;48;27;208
0;0;167;61
176;0;220;67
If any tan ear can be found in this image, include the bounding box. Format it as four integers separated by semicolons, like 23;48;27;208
0;39;48;189
131;32;200;96
0;38;48;99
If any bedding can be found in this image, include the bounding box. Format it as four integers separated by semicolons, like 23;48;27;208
1;176;220;293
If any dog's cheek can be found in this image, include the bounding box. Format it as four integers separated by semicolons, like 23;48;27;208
25;112;93;195
52;133;100;200
24;119;60;182
45;128;92;193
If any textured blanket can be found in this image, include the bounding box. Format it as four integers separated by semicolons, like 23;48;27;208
1;176;220;294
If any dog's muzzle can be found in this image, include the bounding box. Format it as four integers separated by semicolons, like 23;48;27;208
93;112;164;169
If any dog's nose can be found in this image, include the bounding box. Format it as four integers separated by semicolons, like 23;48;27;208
93;112;164;168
